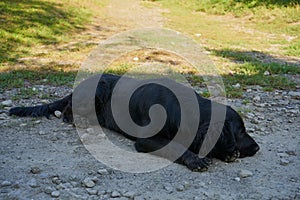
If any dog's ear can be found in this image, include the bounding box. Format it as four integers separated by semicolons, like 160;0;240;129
95;79;111;104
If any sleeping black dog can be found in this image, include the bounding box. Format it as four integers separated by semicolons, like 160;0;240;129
9;74;259;171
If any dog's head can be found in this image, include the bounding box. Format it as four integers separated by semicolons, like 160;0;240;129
211;106;259;160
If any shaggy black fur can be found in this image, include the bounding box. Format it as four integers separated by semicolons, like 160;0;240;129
9;74;259;171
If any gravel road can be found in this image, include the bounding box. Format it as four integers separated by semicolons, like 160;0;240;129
0;84;299;200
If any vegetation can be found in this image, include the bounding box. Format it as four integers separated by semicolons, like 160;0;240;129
1;0;299;98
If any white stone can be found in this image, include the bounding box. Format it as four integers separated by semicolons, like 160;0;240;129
51;191;60;198
1;100;12;107
263;71;270;76
54;110;62;118
238;169;253;178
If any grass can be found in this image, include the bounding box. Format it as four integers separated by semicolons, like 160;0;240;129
1;0;299;99
145;0;300;97
155;0;300;55
0;0;100;64
0;0;108;96
0;67;76;91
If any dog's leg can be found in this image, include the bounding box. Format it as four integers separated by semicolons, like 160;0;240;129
135;137;212;172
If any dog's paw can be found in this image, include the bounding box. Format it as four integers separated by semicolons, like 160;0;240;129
185;156;212;172
62;113;73;124
224;150;240;162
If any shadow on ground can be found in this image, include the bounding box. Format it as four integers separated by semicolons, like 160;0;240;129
0;0;88;63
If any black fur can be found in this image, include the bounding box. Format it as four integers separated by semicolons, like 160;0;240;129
9;74;259;171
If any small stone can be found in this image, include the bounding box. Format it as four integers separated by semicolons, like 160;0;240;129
30;166;41;174
238;169;253;178
176;184;185;191
1;100;12;107
123;191;135;198
288;91;300;99
164;185;173;192
253;96;261;102
39;130;46;135
44;186;53;194
54;110;62;118
97;190;106;196
28;178;38;188
194;33;201;37
82;178;95;188
0;113;8;120
286;150;296;156
234;177;241;181
280;159;289;166
97;169;109;175
111;190;121;198
232;83;240;88
51;191;60;198
277;153;288;157
1;181;12;187
20;123;27;127
251;117;260;124
133;57;139;61
87;188;98;195
52;177;61;185
263;71;270;76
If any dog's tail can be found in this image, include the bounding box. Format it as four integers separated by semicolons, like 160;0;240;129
9;94;72;118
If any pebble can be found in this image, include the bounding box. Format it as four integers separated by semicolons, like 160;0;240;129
1;180;12;187
263;71;270;76
39;130;46;135
44;186;53;194
111;190;121;198
251;118;260;124
28;178;38;188
54;110;62;118
87;188;98;195
238;170;253;178
0;113;8;120
52;177;61;185
253;96;261;102
194;33;202;37
1;100;12;107
51;191;60;198
288;91;300;99
164;185;173;192
234;177;241;181
277;153;288;157
280;159;289;166
176;184;185;191
123;191;136;198
232;83;241;88
30;166;41;174
286;150;296;156
97;169;109;175
82;178;95;188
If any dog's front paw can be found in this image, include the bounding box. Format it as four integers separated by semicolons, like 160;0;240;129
224;150;240;162
184;155;212;172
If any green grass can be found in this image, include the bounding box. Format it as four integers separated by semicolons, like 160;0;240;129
0;67;76;91
0;0;106;64
156;0;300;56
148;0;300;97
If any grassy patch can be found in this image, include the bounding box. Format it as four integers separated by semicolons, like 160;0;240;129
0;0;108;93
155;0;300;56
0;67;76;91
0;0;99;63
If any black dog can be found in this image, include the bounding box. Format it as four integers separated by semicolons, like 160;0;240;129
9;74;259;171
